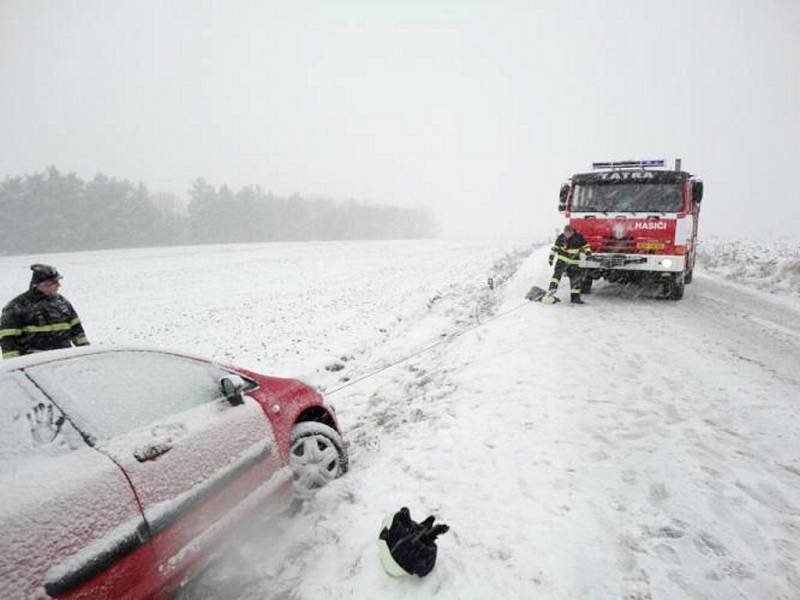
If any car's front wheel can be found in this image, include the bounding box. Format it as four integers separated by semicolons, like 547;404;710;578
289;422;347;499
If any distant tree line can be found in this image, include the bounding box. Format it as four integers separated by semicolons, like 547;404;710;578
0;166;440;255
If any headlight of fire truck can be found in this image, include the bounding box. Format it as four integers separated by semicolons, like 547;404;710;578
660;258;673;268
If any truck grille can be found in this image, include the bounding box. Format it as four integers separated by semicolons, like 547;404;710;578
596;237;636;253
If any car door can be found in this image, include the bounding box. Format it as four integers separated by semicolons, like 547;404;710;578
24;350;284;588
0;370;159;600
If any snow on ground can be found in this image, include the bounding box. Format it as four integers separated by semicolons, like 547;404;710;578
0;240;531;384
2;238;800;599
697;237;800;297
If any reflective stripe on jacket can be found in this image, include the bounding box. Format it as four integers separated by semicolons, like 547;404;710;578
1;290;89;359
549;232;592;265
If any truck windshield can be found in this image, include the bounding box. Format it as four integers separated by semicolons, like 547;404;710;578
572;183;683;213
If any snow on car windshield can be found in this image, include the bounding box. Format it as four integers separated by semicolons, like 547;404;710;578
572;183;682;213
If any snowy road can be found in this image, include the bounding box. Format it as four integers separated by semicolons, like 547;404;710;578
177;245;800;600
2;241;798;599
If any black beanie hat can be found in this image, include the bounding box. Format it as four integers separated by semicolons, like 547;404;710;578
30;264;62;288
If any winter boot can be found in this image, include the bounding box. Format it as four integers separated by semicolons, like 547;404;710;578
570;295;585;304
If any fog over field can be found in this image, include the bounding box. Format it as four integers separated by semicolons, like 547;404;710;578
2;1;799;242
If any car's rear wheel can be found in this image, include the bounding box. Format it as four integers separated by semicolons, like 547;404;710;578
289;422;347;499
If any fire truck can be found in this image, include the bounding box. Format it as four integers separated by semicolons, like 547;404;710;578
559;159;703;300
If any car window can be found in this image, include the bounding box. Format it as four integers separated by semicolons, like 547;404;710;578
0;374;83;461
25;351;236;440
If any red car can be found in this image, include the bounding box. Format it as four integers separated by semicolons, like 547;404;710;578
0;346;347;599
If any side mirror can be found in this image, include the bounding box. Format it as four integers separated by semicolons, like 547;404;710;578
558;184;569;212
692;180;703;204
220;376;245;406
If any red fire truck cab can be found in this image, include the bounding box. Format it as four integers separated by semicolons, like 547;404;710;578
559;159;703;300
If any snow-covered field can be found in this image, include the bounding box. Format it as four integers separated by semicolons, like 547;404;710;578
0;240;530;382
1;238;799;599
697;237;800;297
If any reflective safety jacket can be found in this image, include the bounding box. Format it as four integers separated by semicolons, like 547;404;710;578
0;290;89;359
549;232;592;266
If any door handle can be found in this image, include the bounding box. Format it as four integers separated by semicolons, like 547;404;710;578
134;442;172;462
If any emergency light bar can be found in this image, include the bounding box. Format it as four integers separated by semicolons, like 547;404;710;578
592;160;665;170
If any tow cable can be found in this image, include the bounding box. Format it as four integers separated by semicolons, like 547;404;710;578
327;299;530;396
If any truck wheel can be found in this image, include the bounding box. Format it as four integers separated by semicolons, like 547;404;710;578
684;269;693;284
664;274;685;300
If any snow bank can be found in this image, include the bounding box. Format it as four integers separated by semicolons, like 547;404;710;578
697;236;800;296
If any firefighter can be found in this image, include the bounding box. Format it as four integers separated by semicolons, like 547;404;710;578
546;225;592;304
1;264;90;359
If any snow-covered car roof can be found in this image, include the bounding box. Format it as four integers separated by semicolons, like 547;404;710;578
0;345;224;373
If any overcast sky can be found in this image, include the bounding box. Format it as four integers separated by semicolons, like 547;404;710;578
1;1;798;240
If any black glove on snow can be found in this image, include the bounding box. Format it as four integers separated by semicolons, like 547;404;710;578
378;507;449;577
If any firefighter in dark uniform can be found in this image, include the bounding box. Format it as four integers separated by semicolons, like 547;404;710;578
1;264;90;359
546;225;592;304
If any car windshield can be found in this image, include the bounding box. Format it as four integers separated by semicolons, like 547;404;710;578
572;183;683;213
